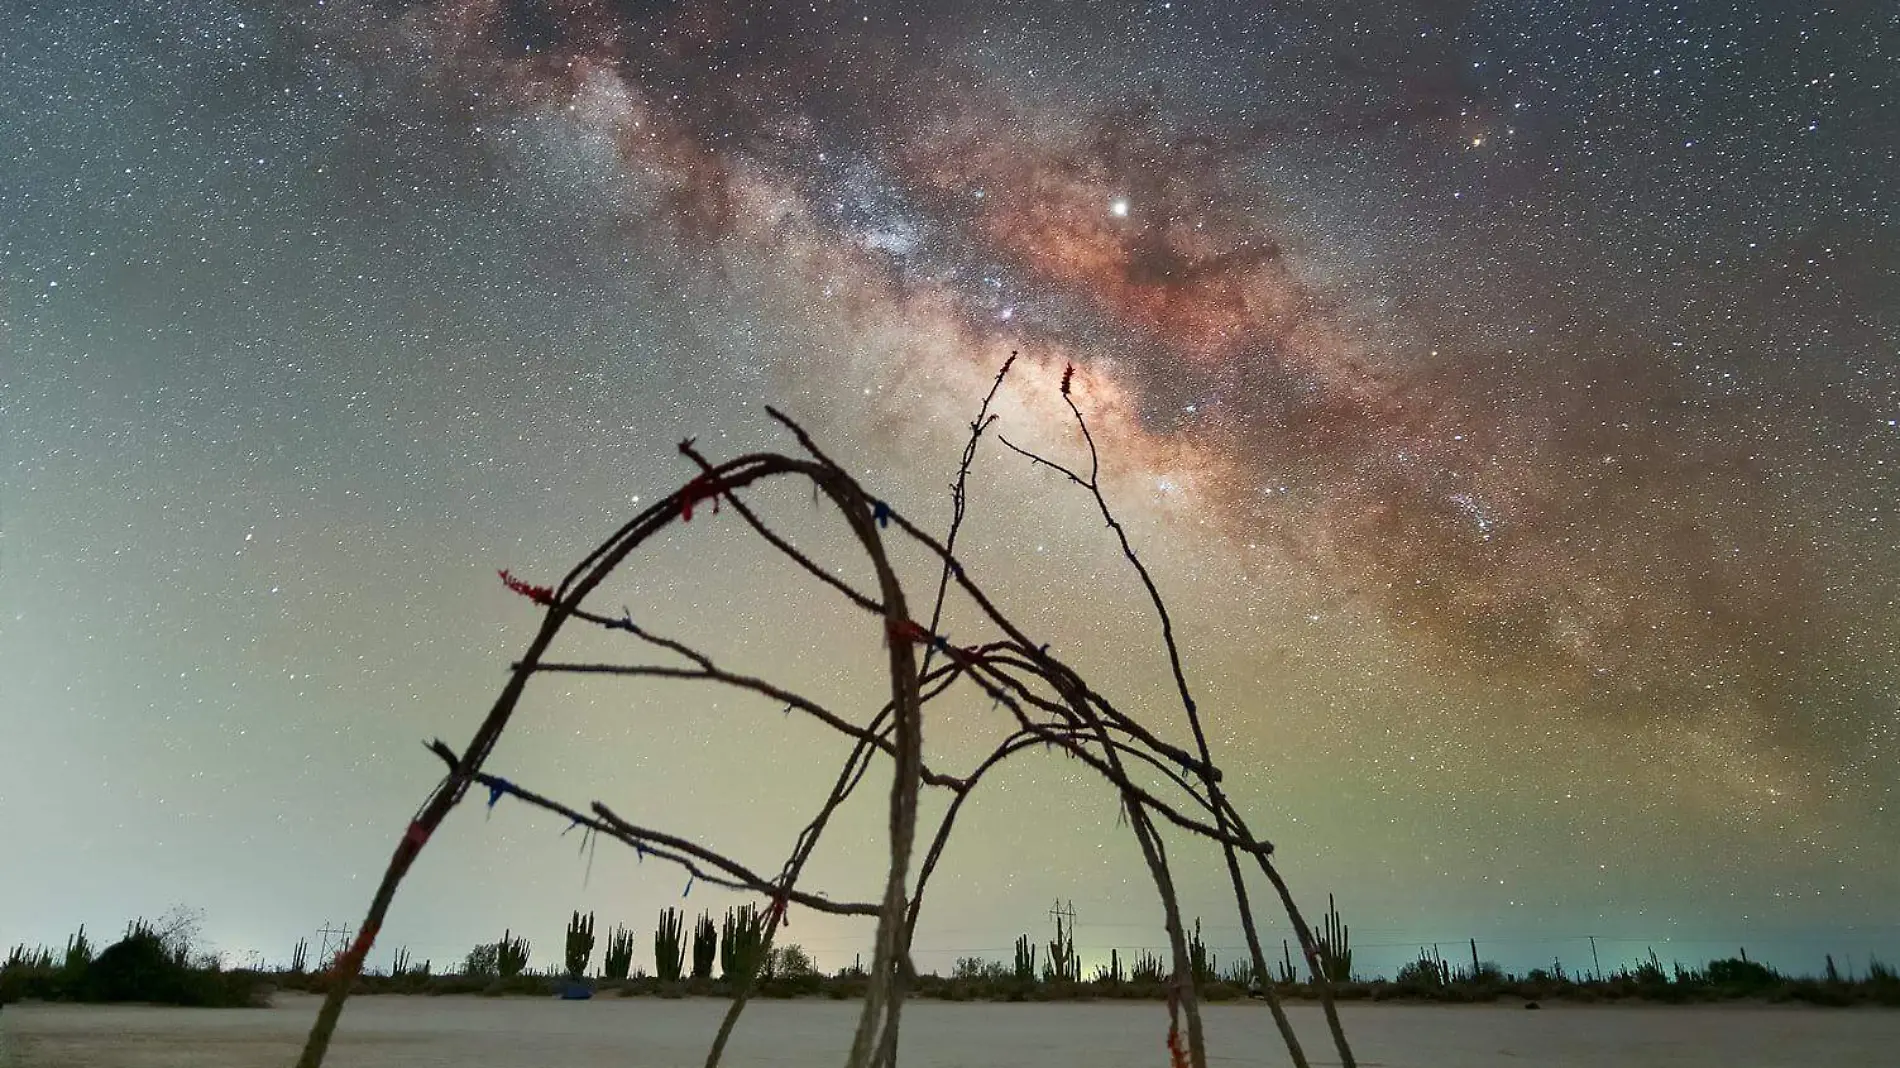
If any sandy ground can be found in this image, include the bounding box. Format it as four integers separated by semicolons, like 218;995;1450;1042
4;993;1898;1067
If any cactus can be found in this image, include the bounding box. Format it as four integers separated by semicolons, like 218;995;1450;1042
602;924;636;980
719;905;767;981
1314;893;1352;983
691;911;717;979
1396;945;1448;988
655;907;685;981
391;945;411;977
565;911;596;980
1012;935;1037;981
290;937;309;975
1045;914;1075;982
497;928;530;978
63;926;93;971
6;944;53;970
1131;949;1166;984
1277;939;1297;983
1188;918;1214;986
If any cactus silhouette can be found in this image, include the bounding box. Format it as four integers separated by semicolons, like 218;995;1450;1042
497;929;530;978
691;911;717;980
720;905;766;981
602;924;635;981
1189;918;1214;986
565;911;596;981
1315;894;1352;982
654;908;685;982
1013;935;1037;981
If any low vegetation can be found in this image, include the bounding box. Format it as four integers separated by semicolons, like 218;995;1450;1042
2;908;267;1008
267;900;1900;1009
9;901;1899;1010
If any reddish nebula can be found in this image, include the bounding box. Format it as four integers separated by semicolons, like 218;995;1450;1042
903;116;1316;368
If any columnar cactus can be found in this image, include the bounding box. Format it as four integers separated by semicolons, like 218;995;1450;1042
1012;934;1036;981
1315;893;1352;982
1188;918;1214;986
565;911;596;981
497;929;530;978
655;908;685;982
602;924;635;980
719;905;766;981
63;926;93;971
691;912;717;979
1131;949;1166;984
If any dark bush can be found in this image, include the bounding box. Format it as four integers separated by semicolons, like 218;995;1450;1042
86;931;188;1003
1706;957;1779;994
79;931;263;1007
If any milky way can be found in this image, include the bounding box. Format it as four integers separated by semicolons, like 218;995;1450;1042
366;0;1892;736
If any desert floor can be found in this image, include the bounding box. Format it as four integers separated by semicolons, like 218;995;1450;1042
5;993;1898;1067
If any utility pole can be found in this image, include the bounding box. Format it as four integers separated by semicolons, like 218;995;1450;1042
316;922;353;965
1048;899;1076;928
1588;935;1602;981
1047;899;1077;982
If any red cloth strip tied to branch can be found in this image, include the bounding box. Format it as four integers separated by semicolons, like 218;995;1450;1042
338;920;382;974
498;569;556;605
886;618;931;646
680;474;723;521
1165;978;1191;1068
885;618;980;666
766;895;789;928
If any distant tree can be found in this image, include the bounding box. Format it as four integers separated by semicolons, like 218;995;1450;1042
150;904;208;966
952;957;988;980
1706;957;1777;992
462;943;500;978
772;944;817;979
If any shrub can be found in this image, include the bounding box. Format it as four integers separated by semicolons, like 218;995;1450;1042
77;928;264;1007
1706;957;1778;993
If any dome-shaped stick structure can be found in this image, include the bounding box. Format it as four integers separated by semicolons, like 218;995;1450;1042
294;356;1356;1068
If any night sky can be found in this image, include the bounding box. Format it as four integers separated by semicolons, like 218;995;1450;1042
4;0;1896;980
